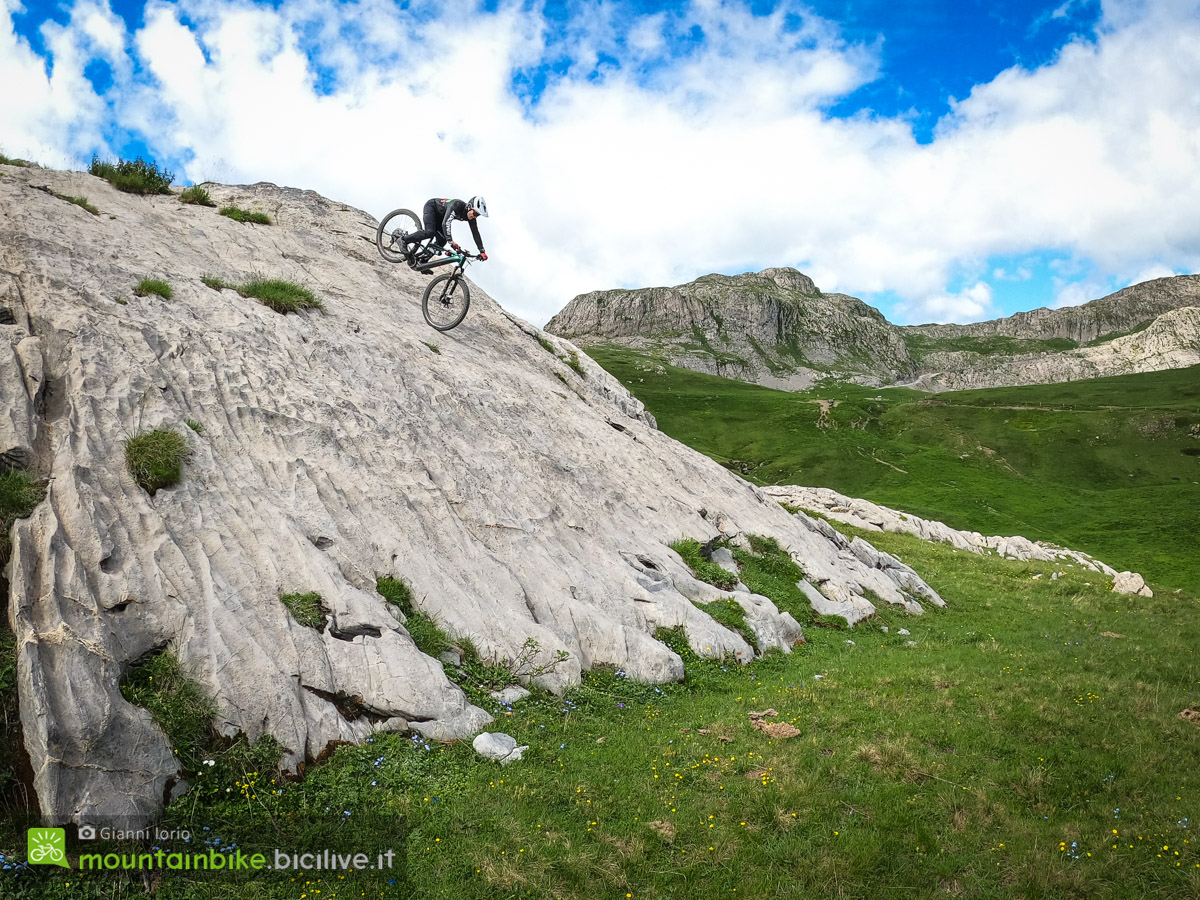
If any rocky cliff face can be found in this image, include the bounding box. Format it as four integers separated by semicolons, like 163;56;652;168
547;268;915;389
903;276;1200;343
548;269;1200;392
1;164;943;828
903;306;1200;391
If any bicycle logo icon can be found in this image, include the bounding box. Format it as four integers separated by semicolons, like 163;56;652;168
27;827;69;867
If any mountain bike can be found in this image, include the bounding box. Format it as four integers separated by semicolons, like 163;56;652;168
376;207;482;331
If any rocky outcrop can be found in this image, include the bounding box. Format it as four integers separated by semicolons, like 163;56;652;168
901;306;1200;392
547;268;1200;393
1;166;944;828
765;485;1152;596
904;276;1200;343
546;268;915;387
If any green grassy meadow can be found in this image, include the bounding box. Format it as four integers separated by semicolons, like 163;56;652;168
589;347;1200;593
4;531;1197;899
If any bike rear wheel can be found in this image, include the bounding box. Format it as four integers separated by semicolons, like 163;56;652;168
376;208;421;263
422;273;471;331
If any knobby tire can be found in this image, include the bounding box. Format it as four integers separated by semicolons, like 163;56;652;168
376;208;421;263
422;273;471;331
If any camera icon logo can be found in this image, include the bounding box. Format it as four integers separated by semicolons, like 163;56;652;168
78;824;97;841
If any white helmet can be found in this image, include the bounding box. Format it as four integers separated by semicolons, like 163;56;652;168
468;195;488;217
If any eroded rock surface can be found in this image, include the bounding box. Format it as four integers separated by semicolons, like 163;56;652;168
1;169;942;827
902;306;1200;392
547;268;914;387
546;263;1200;392
766;485;1152;596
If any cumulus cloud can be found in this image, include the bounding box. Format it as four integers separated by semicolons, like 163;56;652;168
896;281;995;325
2;0;1199;326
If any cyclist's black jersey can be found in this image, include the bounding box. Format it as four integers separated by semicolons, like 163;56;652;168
433;198;485;252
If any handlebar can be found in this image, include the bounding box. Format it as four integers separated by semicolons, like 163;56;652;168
444;249;486;263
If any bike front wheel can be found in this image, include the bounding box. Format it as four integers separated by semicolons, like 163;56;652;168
422;273;471;331
376;208;421;263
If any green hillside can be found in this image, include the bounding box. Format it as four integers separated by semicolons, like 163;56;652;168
590;348;1200;593
7;531;1200;899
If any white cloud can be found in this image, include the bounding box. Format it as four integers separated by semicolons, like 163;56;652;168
1127;263;1188;286
1052;278;1109;308
2;0;1199;326
895;281;995;325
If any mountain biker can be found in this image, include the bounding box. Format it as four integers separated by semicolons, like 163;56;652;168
401;196;489;266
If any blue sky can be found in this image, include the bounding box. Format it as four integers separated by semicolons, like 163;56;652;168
3;0;1198;326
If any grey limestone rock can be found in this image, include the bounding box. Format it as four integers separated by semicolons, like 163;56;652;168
710;546;739;575
2;169;944;829
1111;571;1154;597
490;686;532;704
473;731;528;764
767;485;1151;594
902;306;1200;392
546;268;913;388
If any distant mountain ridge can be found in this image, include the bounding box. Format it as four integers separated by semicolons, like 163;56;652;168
546;270;1200;391
905;276;1200;343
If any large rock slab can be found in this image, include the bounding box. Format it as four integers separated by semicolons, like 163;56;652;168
902;306;1200;392
766;485;1152;595
2;169;941;828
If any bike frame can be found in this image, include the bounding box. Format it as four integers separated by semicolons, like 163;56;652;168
412;252;466;275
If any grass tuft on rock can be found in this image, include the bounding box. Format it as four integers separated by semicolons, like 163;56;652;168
670;537;739;590
119;647;282;787
219;205;271;225
733;534;820;627
120;649;215;766
134;278;172;300
179;185;216;207
565;350;585;377
202;273;322;314
281;592;327;630
125;427;188;495
378;576;447;657
89;155;174;195
692;596;757;649
53;193;98;215
0;153;31;167
0;467;45;563
237;278;323;314
376;576;414;616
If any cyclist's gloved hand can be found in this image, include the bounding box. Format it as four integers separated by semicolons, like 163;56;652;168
451;242;461;251
479;252;488;261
